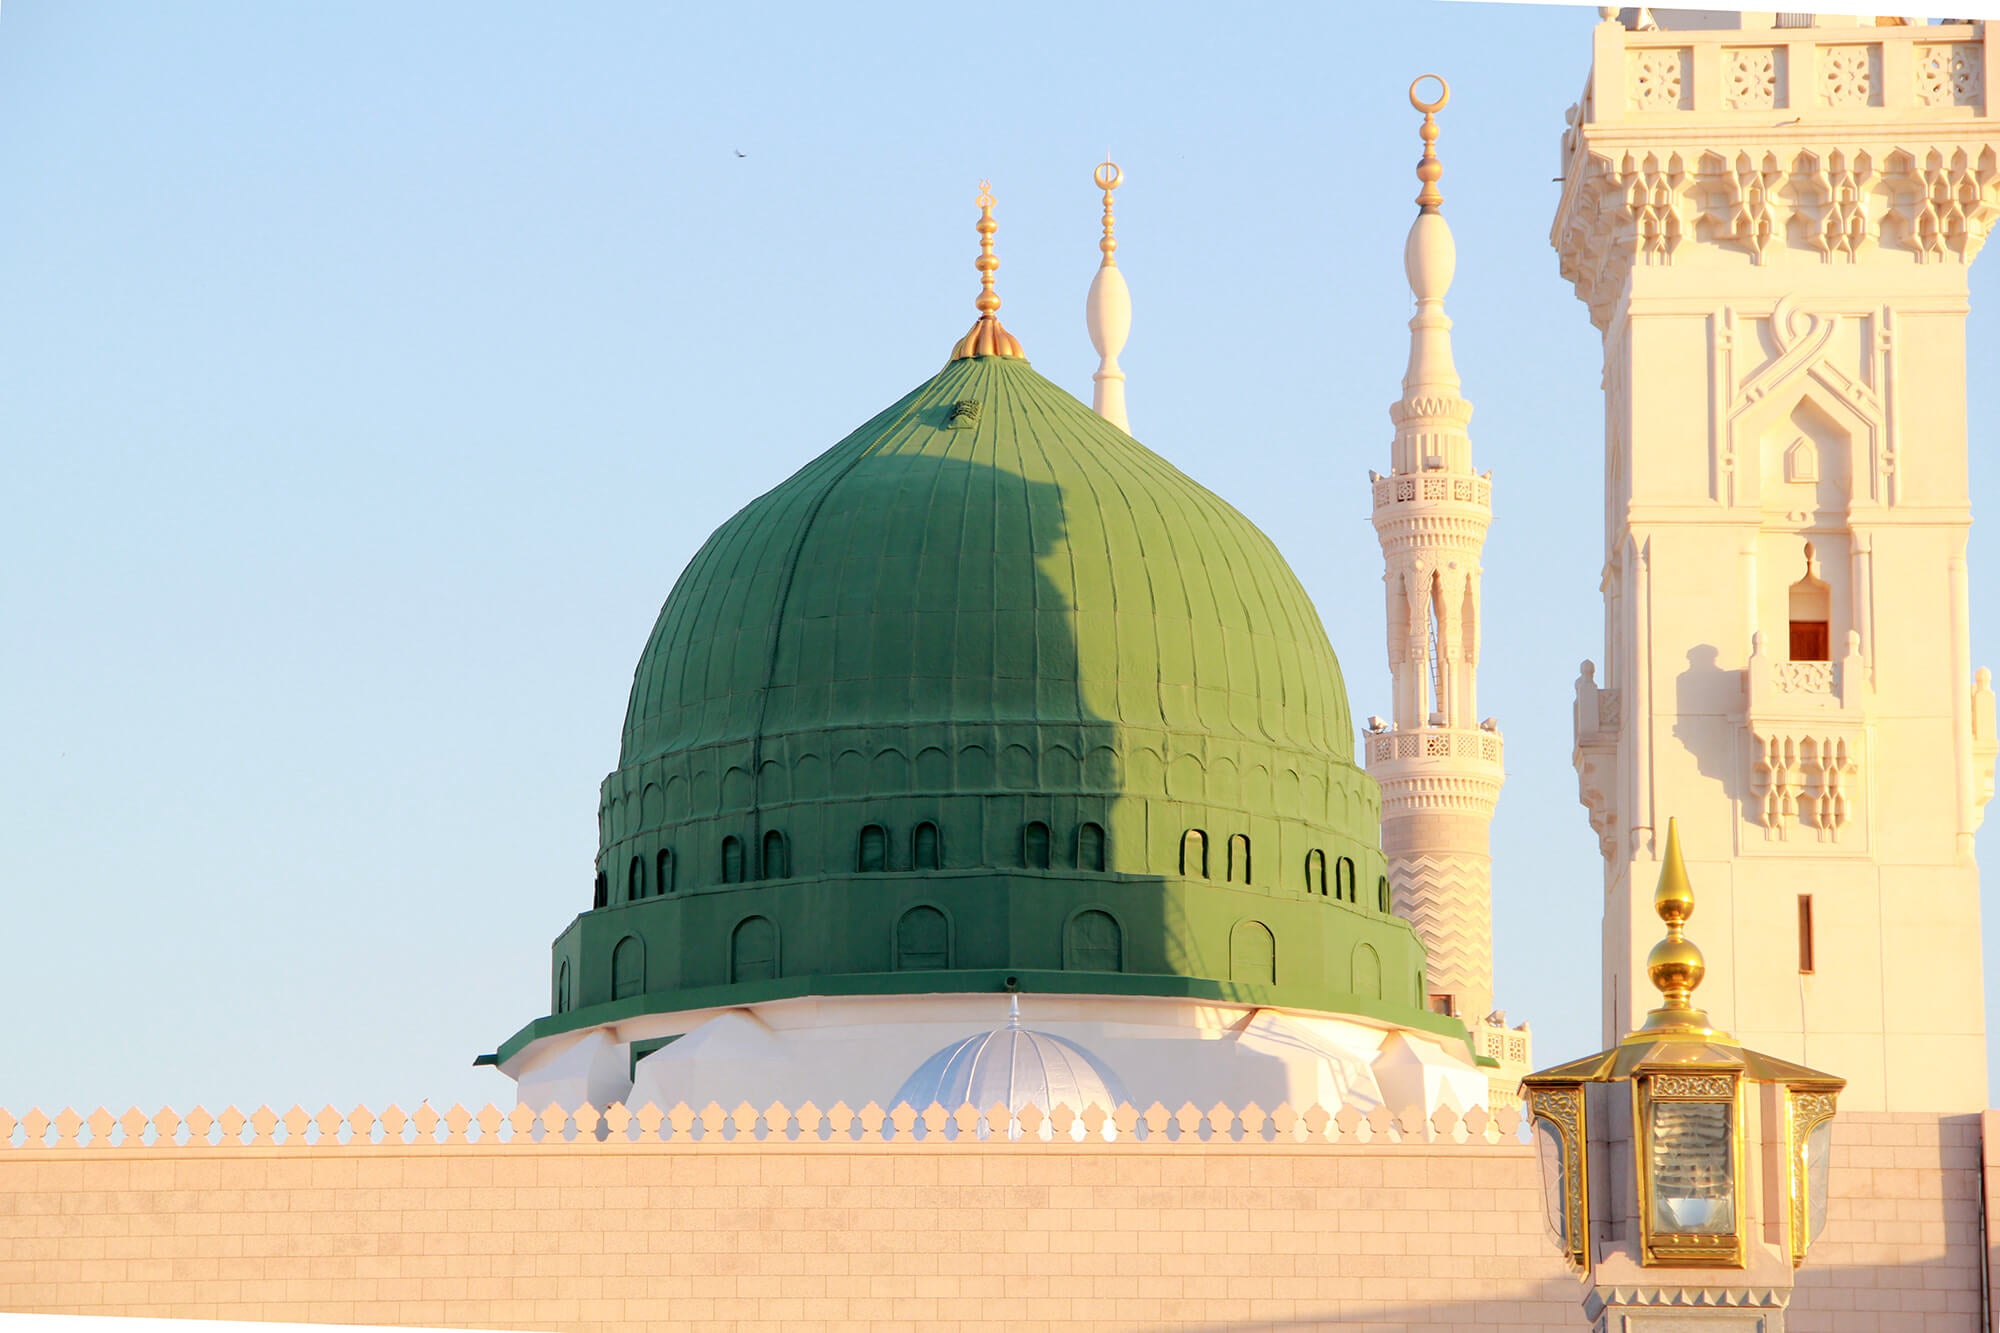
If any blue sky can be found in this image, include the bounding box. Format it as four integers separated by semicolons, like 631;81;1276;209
2;1;1994;1113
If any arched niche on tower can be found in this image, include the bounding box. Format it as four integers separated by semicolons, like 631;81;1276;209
1746;391;1867;665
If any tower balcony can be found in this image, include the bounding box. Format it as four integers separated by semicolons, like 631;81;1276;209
1370;471;1492;513
1364;723;1505;818
1554;15;1998;328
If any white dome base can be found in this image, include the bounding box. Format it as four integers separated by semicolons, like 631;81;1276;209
509;992;1488;1119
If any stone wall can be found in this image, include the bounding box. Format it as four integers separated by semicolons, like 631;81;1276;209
0;1107;1981;1331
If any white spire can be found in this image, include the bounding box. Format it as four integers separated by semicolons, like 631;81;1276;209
1401;88;1461;404
1085;158;1131;433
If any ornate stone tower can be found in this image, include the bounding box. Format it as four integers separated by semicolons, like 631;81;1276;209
1556;12;1998;1111
1366;80;1526;1097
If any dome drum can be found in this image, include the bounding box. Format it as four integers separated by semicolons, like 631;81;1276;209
506;868;1451;1071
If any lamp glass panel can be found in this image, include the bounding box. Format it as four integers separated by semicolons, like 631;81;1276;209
1649;1100;1735;1234
1806;1120;1833;1242
1533;1115;1568;1247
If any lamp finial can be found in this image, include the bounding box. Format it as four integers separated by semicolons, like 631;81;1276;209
1628;818;1733;1042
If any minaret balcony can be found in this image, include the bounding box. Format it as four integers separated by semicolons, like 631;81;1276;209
1371;472;1491;512
1364;723;1505;817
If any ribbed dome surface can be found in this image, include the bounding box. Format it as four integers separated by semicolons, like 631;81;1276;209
494;351;1450;1070
620;354;1352;767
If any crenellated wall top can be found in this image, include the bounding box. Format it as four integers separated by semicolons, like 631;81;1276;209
0;1099;1533;1151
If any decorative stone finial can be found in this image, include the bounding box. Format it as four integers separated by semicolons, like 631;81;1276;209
1628;818;1732;1042
1399;78;1460;400
1410;74;1450;213
950;181;1025;361
1085;157;1132;432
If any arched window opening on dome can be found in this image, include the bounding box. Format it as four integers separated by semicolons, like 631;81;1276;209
1378;875;1393;914
627;855;645;903
611;935;645;1001
592;871;608;911
895;905;950;970
1076;822;1106;872
1335;856;1357;904
1230;921;1276;986
1227;834;1252;885
1181;829;1208;879
857;824;888;873
721;836;745;884
762;829;789;880
555;959;571;1014
1022;821;1052;870
1352;943;1382;1000
731;916;779;983
1789;543;1833;662
912;821;941;871
1065;909;1122;973
656;848;675;896
1305;849;1327;896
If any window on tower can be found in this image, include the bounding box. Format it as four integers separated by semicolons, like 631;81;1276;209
1789;543;1832;662
1798;895;1815;974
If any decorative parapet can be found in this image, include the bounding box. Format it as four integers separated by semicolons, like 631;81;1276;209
0;1100;1536;1150
1370;470;1493;512
1742;631;1867;843
1365;724;1505;818
1554;18;1999;327
1472;1016;1534;1113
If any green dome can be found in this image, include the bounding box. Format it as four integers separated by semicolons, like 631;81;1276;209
494;354;1458;1066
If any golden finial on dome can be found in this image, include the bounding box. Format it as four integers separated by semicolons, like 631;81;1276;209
1095;157;1122;266
1409;74;1450;214
1626;818;1733;1042
950;180;1025;361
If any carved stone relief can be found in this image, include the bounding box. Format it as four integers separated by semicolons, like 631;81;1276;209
1628;48;1690;113
1556;145;1999;325
1819;45;1881;109
1749;731;1858;841
1725;48;1780;112
1916;43;1983;109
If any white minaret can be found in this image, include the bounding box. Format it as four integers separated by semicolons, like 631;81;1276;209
1556;12;1997;1111
1365;77;1525;1097
1085;158;1131;433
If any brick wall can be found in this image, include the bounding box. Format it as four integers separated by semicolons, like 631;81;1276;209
0;1108;1981;1331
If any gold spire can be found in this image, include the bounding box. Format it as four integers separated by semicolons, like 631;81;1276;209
950;181;1025;361
1409;74;1450;213
1094;158;1122;267
1626;818;1735;1043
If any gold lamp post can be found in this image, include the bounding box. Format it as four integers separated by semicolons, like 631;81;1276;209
1522;820;1843;1326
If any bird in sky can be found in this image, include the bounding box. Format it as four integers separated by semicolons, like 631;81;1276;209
734;149;747;158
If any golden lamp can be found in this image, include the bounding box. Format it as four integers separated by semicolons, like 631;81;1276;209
1521;820;1843;1280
